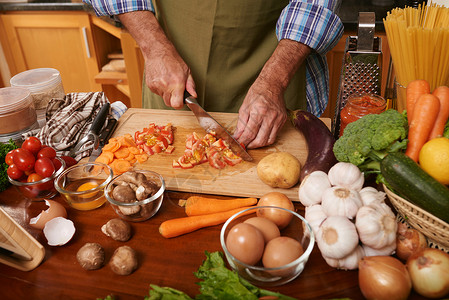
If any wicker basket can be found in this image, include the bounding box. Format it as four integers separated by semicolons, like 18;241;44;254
383;184;449;252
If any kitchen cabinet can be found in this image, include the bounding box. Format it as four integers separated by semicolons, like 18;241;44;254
0;11;102;93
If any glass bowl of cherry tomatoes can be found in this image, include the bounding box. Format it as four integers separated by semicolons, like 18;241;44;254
6;136;70;201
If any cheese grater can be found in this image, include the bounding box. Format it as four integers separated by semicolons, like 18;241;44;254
332;12;383;139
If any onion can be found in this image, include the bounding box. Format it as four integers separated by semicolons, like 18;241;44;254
257;192;295;229
396;223;427;262
359;256;412;300
407;248;449;298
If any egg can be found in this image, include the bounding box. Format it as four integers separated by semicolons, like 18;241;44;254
43;217;76;246
225;223;265;265
29;199;68;230
262;236;304;270
243;217;280;243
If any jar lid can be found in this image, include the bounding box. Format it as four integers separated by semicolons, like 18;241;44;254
10;68;62;93
0;87;33;115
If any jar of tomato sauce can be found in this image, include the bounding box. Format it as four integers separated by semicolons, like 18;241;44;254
339;94;387;136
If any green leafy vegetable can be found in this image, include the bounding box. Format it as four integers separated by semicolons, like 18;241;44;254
146;251;297;300
0;139;18;192
443;118;449;138
333;109;408;175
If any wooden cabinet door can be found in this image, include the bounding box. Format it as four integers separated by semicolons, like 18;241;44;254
1;12;101;93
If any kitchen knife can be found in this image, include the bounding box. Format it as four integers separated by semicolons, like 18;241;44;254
89;117;118;162
184;91;253;161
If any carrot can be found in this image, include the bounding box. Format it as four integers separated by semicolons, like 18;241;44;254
135;153;148;163
429;86;449;140
405;93;440;162
159;206;256;238
95;154;111;165
179;196;258;216
101;151;115;163
112;159;132;175
103;141;120;153
114;147;130;159
406;79;430;125
128;146;141;155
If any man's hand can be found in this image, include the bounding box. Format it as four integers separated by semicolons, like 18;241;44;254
234;39;311;149
119;11;196;108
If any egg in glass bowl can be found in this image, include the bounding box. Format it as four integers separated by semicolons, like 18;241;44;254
220;205;314;287
104;170;165;222
54;162;113;210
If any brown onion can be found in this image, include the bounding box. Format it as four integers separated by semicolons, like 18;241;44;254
257;192;295;229
407;248;449;298
359;256;412;300
396;223;427;262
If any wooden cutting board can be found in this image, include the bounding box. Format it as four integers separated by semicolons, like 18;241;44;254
110;108;331;202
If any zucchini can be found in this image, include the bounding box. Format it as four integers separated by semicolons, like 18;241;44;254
380;152;449;223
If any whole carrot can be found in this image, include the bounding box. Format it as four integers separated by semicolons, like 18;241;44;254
405;93;440;162
428;86;449;140
179;196;258;216
406;79;430;125
159;206;255;238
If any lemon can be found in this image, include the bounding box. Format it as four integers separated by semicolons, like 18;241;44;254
419;137;449;185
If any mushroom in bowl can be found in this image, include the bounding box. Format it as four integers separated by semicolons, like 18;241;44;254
104;170;165;222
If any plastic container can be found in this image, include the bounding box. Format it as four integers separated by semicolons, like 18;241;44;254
0;87;38;142
339;93;387;136
10;68;65;111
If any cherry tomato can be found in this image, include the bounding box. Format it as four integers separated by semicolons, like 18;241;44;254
52;158;62;171
60;156;77;168
7;164;24;180
34;157;55;178
5;149;17;166
22;136;42;155
37;146;57;160
13;148;35;172
27;173;43;183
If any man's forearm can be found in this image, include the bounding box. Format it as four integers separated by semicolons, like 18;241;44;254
258;39;311;95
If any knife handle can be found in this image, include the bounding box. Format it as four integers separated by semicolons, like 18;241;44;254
99;118;117;146
183;90;199;105
91;103;110;136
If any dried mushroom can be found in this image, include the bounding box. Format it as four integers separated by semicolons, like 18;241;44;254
101;218;132;242
109;245;138;275
76;243;105;270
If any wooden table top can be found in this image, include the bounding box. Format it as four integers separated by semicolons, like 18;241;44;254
0;186;426;300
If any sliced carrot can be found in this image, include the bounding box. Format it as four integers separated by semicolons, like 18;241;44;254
128;146;141;155
180;196;258;216
405;93;440;162
429;86;449;140
124;152;135;161
95;154;111;165
103;141;120;153
129;158;137;164
112;159;132;175
159;206;256;238
114;147;130;159
135;153;149;163
101;151;115;163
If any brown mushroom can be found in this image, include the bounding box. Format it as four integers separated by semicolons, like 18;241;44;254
76;243;105;270
101;218;132;242
109;245;138;275
112;184;136;203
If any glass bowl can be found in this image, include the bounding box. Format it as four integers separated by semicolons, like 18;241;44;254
54;162;113;210
104;170;165;222
8;157;65;201
220;206;314;287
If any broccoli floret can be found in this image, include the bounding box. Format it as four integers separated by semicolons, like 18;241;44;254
333;109;408;174
0;139;18;192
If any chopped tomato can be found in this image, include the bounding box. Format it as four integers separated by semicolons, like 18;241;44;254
134;123;175;156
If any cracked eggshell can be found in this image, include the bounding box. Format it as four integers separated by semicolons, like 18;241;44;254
29;200;68;230
43;217;76;246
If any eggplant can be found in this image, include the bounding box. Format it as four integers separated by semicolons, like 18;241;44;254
290;110;337;181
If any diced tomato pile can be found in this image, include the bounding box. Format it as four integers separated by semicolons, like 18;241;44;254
173;132;242;169
135;123;175;156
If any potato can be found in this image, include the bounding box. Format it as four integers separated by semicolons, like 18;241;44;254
257;152;301;188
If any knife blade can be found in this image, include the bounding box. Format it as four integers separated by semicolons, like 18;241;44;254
89;117;118;162
184;91;252;161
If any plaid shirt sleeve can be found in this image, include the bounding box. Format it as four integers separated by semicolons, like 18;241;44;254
277;0;344;116
83;0;154;16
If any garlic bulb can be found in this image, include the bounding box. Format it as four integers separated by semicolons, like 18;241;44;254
316;215;359;260
356;202;397;249
321;186;362;219
359;186;386;206
304;204;327;237
324;245;365;270
327;162;364;191
298;171;331;207
362;242;396;256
